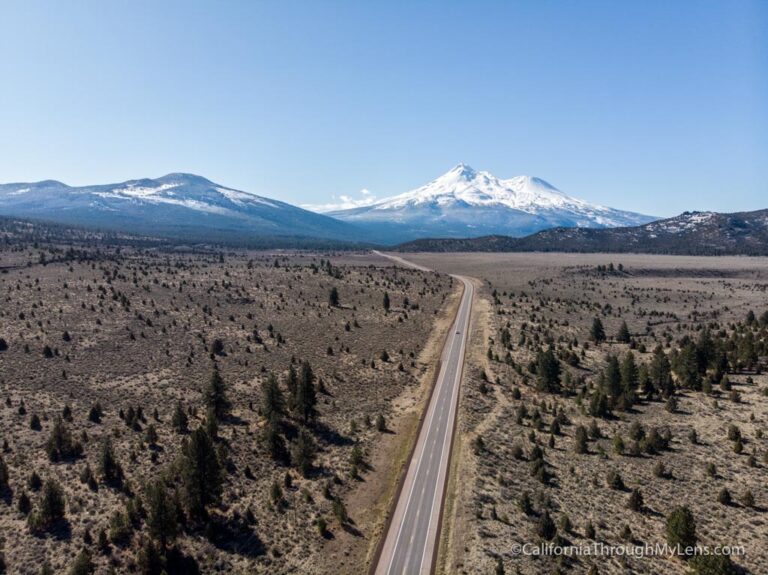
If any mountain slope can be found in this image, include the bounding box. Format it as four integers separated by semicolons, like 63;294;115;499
395;210;768;255
0;174;364;243
326;164;655;242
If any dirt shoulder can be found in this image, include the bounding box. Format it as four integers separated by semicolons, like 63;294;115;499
436;278;496;575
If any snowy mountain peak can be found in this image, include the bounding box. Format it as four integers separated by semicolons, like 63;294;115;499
447;163;477;179
326;164;657;242
360;164;585;213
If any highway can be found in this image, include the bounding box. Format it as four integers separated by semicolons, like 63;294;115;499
373;252;474;575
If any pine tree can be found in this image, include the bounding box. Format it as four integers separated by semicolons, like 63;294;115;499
172;401;188;433
328;287;340;307
649;346;674;397
261;373;284;422
536;510;556;540
536;347;561;393
45;417;82;461
603;355;622;398
574;425;589;454
204;366;229;420
590;317;606;343
295;361;317;424
68;549;94;575
145;424;158;447
145;480;179;546
136;537;164;575
292;429;316;478
88;403;102;424
285;364;298;410
617;321;631;343
29;478;66;532
620;352;639;393
264;415;288;463
180;427;222;521
99;438;123;486
0;454;9;493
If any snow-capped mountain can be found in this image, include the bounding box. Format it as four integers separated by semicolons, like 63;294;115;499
326;164;656;242
0;174;362;242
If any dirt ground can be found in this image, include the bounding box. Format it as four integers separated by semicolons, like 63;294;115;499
406;252;768;575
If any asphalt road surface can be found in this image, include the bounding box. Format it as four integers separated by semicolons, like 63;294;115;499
373;252;474;575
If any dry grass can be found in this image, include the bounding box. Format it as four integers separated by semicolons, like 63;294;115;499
0;245;453;574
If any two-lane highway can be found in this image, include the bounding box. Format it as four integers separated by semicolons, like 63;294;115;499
373;252;474;575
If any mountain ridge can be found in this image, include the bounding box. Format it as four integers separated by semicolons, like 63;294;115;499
0;173;366;243
394;209;768;256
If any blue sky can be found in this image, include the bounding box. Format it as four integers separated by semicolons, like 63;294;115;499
0;0;765;217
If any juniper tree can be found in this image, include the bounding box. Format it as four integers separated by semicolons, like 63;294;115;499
666;506;697;555
383;292;390;312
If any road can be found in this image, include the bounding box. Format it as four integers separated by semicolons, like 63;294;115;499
373;251;474;575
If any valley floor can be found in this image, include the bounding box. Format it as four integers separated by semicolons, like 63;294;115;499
404;253;768;575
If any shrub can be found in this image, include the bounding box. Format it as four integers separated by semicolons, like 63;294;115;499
689;554;738;575
607;470;625;490
628;488;644;512
518;492;533;516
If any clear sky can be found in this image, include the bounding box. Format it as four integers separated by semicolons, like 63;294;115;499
0;0;765;217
